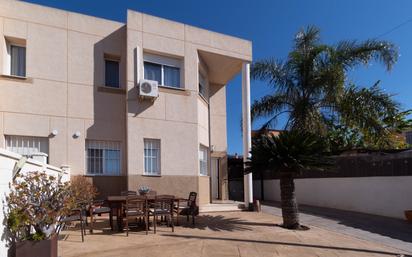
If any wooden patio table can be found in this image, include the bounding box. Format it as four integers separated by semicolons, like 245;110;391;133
106;195;187;232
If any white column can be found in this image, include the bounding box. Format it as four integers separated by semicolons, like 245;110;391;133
242;62;253;209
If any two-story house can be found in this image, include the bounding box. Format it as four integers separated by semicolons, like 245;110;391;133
0;0;254;206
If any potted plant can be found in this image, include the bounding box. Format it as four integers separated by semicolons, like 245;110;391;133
6;171;73;257
69;176;98;206
138;185;150;196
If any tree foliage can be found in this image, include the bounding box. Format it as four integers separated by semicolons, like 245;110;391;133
248;130;333;175
251;26;410;150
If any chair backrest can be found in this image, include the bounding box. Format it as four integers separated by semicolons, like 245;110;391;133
154;195;174;212
121;190;137;196
187;192;197;208
125;195;147;214
147;190;157;196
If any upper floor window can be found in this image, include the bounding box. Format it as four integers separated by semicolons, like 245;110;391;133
10;45;26;77
4;39;26;77
144;138;161;176
86;140;121;176
199;145;208;176
5;135;48;163
105;58;120;88
143;53;181;89
199;72;207;99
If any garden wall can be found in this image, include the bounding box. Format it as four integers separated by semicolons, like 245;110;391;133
258;176;412;219
0;148;69;257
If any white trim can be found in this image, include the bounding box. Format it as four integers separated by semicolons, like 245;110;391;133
143;138;161;176
242;62;253;207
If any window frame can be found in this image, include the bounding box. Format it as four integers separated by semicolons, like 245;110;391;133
5;135;49;163
86;140;121;176
143;138;161;176
143;53;182;89
104;57;120;88
199;145;209;176
198;71;208;100
5;41;27;78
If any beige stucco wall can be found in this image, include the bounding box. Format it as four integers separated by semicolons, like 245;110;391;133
0;1;127;176
0;1;252;205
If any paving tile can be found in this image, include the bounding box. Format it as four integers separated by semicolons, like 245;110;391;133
58;211;407;257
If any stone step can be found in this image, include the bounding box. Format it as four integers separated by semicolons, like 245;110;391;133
199;202;243;213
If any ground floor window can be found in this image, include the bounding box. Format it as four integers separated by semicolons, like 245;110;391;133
5;135;49;162
199;145;209;176
144;138;161;176
86;140;121;175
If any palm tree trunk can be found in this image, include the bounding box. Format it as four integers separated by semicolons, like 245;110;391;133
279;173;300;229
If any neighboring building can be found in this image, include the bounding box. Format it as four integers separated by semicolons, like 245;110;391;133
0;0;252;205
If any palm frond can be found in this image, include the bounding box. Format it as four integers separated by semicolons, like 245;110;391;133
334;40;398;71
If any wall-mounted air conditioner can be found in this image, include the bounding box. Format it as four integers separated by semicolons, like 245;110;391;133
138;79;159;99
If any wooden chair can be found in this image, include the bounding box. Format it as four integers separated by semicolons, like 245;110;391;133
121;190;137;196
89;200;113;233
176;192;198;225
147;190;157;196
149;195;174;233
124;195;148;236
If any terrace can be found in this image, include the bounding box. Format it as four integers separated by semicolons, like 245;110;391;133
58;211;409;257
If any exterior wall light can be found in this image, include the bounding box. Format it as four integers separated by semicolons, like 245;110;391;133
51;129;58;136
73;131;81;138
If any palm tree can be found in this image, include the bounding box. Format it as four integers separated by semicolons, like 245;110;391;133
251;26;403;148
248;130;333;229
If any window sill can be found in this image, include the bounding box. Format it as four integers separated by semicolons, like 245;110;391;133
0;74;33;83
159;86;190;96
97;86;126;94
142;174;162;177
85;173;122;177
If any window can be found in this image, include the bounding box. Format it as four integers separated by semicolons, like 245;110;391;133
5;135;48;162
144;62;161;85
199;72;207;99
199;145;208;176
143;53;181;88
105;59;120;88
9;44;26;77
86;140;121;175
144;139;161;175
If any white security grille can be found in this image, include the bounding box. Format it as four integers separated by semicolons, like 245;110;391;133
5;135;49;158
199;145;208;176
86;140;121;175
144;139;161;175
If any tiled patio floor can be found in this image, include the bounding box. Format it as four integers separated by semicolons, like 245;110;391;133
58;211;408;257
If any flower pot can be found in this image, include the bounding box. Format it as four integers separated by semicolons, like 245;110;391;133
404;210;412;222
16;234;57;257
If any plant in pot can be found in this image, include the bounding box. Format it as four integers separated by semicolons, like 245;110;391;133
6;171;73;257
138;185;150;196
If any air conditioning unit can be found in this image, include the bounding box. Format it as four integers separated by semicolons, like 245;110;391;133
139;79;159;99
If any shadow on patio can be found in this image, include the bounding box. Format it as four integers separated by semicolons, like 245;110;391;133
178;214;277;232
161;234;409;256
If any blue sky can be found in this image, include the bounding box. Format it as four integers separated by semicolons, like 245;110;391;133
24;0;412;155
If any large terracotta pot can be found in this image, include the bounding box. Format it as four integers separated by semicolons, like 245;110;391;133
16;234;57;257
405;210;412;222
